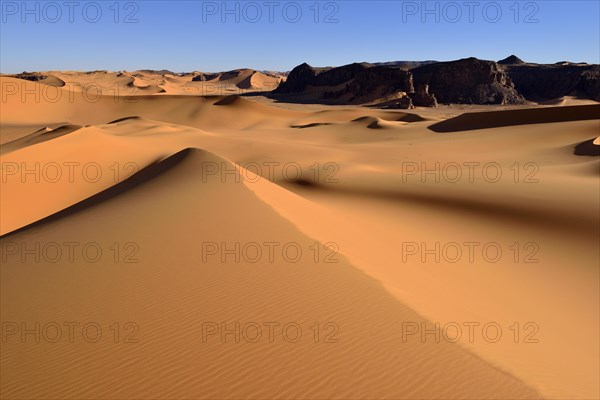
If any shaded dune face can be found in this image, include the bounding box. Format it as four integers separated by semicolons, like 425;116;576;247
574;137;600;156
0;75;598;399
428;104;600;132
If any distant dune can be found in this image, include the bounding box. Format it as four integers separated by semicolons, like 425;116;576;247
2;68;284;98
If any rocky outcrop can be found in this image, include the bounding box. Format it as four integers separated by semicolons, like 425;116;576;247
274;63;330;93
579;70;600;102
14;73;48;82
411;84;437;107
277;59;522;106
375;96;414;109
371;60;439;69
274;62;413;104
13;73;65;87
274;58;600;106
498;55;525;65
191;73;221;82
136;69;176;76
505;63;600;102
411;58;525;105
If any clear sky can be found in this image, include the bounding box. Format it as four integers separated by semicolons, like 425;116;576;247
1;0;598;73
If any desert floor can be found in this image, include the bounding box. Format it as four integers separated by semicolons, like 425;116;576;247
1;75;599;399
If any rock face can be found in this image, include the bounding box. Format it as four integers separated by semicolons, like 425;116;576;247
274;62;414;104
275;63;331;93
411;84;437;107
411;58;525;105
579;70;600;102
371;60;439;69
505;64;600;102
276;58;600;106
377;96;414;109
13;73;66;87
14;73;48;82
191;72;227;81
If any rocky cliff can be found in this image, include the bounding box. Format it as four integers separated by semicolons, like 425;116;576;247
274;62;414;104
277;58;525;106
411;58;525;105
274;58;600;106
498;55;526;65
505;63;600;102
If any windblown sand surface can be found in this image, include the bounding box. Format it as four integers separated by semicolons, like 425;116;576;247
1;76;598;399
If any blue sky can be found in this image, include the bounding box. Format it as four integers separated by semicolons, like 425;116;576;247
1;0;598;72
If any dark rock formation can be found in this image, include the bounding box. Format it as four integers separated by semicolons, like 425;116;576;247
410;84;437;107
372;60;439;69
192;72;221;82
498;55;525;65
505;63;600;102
14;73;48;82
275;58;600;106
319;64;414;103
579;69;600;102
376;96;414;109
274;63;330;93
396;96;414;109
274;62;413;104
137;69;176;75
13;73;65;87
411;58;525;105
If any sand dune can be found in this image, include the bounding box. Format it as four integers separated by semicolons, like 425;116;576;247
238;70;282;90
1;72;599;399
350;115;411;129
1;143;543;399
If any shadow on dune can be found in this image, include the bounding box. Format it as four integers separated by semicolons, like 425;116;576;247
255;91;344;106
108;116;145;124
396;113;427;122
249;91;387;107
291;122;333;129
429;104;600;132
214;94;243;105
574;138;600;156
1;149;195;239
284;181;598;238
1;124;83;155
